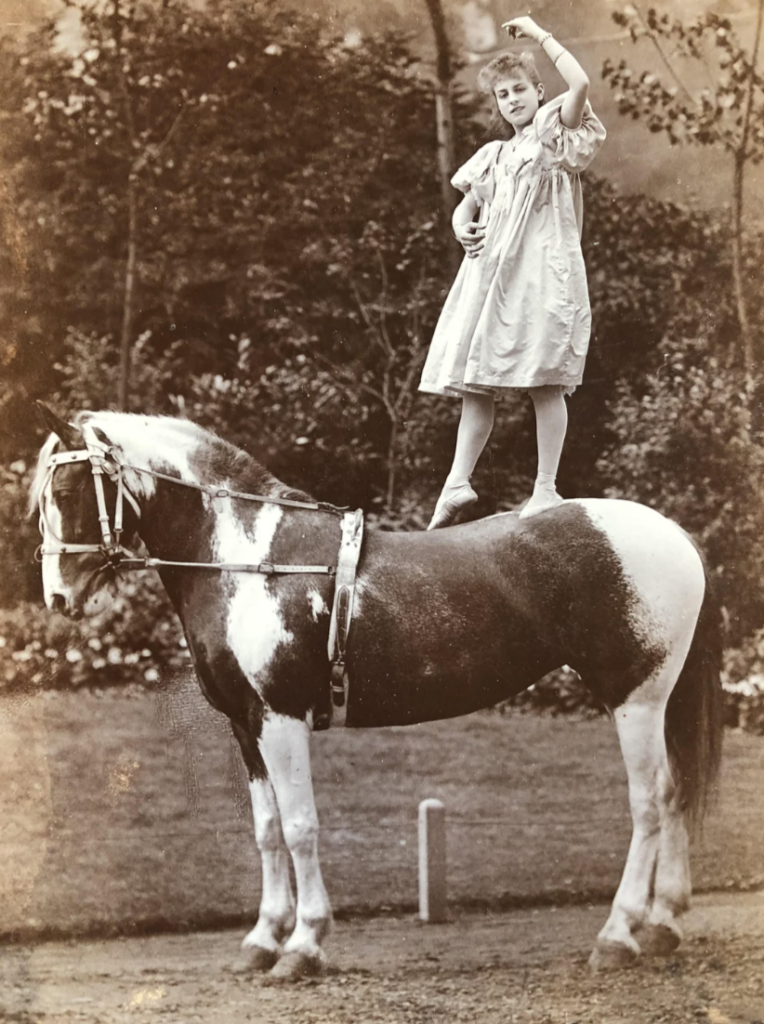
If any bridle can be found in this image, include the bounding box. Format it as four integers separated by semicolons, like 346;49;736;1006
37;441;344;577
37;439;364;727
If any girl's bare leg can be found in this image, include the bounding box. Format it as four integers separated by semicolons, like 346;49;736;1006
428;392;494;530
520;385;567;519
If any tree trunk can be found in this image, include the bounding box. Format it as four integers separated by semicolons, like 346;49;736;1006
118;177;138;412
733;0;764;390
385;416;398;514
423;0;459;273
434;88;455;222
731;151;753;384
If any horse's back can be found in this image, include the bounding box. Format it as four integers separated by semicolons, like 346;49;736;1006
344;499;704;727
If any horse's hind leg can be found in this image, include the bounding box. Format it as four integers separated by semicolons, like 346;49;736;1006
590;671;686;971
257;710;332;979
638;784;690;957
230;723;296;974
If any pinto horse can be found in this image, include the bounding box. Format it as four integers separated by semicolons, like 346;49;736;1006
31;405;723;979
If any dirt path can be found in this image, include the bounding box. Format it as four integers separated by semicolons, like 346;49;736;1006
0;891;762;1024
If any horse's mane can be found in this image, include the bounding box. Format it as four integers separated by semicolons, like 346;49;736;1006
29;410;305;514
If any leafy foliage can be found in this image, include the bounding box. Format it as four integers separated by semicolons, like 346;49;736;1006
604;8;764;155
598;342;764;642
601;4;764;378
1;0;763;730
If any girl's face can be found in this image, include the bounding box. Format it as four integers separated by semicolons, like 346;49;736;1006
494;72;544;129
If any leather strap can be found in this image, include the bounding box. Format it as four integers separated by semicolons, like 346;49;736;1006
317;509;364;730
39;445;340;576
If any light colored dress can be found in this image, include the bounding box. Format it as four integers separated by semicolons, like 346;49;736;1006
419;93;606;397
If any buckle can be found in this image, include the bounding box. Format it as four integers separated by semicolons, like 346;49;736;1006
103;546;124;570
331;663;346;707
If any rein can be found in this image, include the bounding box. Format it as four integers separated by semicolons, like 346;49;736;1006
39;438;364;730
37;444;344;578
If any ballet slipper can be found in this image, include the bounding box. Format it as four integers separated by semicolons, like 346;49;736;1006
518;487;563;520
427;483;478;531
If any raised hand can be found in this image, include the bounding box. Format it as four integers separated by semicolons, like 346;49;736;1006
502;16;544;42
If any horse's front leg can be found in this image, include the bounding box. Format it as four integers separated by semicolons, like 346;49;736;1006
258;710;332;979
230;723;296;974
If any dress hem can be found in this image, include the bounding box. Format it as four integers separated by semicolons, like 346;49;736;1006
419;378;580;398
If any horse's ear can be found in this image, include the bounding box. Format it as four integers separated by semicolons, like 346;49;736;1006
35;402;81;450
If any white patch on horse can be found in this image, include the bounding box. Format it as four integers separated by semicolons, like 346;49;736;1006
307;590;328;623
576;498;705;670
213;500;294;693
40;475;66;610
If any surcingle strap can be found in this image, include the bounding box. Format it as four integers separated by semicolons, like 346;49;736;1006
318;509;364;730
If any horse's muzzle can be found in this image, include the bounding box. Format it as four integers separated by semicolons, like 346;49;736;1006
49;591;88;621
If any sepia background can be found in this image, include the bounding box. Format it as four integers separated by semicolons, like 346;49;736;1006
0;1;762;1021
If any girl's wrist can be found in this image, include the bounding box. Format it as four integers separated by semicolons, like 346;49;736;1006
539;33;567;65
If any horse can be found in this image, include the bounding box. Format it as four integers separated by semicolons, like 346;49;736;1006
30;404;723;980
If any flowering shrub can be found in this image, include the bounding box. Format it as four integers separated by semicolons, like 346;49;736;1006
0;575;189;693
723;627;764;735
501;667;601;718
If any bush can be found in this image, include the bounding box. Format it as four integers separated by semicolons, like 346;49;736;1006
597;344;764;644
0;576;187;694
723;627;764;735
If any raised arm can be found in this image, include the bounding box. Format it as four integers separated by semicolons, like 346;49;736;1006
503;17;589;129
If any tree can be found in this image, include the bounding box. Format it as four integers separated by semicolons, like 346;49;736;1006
422;0;456;227
602;3;764;382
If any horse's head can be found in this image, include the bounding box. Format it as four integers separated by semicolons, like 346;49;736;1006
31;404;141;619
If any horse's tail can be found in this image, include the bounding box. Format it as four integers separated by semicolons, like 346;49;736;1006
665;557;724;828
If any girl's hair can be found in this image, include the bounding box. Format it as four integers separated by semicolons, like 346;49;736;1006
478;51;545;141
477;51;542;94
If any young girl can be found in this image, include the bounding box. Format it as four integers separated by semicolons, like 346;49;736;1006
420;16;606;529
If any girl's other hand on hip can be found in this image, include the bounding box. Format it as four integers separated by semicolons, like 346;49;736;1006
455;221;485;259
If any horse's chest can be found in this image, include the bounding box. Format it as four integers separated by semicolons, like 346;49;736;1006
226;578;294;685
210;502;296;694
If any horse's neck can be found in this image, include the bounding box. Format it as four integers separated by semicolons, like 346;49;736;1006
106;419;278;503
105;418;286;558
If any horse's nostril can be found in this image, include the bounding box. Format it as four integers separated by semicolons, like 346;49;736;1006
51;593;67;614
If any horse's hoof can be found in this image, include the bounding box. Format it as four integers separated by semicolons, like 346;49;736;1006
266;951;324;983
588;940;639;973
228;945;279;974
637;923;682;957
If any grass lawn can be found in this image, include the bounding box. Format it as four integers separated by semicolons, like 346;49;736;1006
0;674;761;940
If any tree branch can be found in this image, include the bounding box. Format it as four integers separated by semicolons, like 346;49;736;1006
632;3;696;105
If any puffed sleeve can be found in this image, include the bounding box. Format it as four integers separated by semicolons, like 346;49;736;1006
534;93;606;173
450;141;502;205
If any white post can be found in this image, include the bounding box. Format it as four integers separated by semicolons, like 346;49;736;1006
418;798;446;923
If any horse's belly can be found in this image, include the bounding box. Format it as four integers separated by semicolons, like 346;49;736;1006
344;644;558;728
